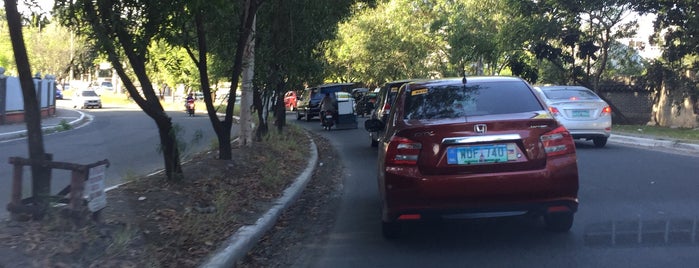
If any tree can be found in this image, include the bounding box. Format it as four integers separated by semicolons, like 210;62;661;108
636;0;698;66
3;0;52;216
55;0;186;181
254;0;361;133
505;0;639;88
325;0;443;85
163;0;262;157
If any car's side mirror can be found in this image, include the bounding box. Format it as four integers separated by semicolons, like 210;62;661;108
364;118;384;132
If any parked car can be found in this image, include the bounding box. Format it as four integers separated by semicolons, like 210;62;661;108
55;86;64;100
296;83;354;121
368;80;414;147
90;81;114;94
284;91;298;111
73;90;103;109
364;76;579;239
535;85;612;147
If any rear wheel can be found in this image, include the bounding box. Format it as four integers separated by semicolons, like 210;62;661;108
593;137;608;148
382;221;401;239
544;212;574;232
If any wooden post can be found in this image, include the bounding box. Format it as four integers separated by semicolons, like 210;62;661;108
69;169;86;212
10;162;23;207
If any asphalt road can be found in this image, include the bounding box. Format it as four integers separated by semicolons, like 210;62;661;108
293;116;699;268
0;101;234;220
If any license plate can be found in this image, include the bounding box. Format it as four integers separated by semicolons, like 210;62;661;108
325;115;333;119
571;110;590;118
447;144;516;165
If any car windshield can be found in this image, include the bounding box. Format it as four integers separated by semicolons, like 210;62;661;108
81;91;98;97
542;88;599;100
404;81;542;120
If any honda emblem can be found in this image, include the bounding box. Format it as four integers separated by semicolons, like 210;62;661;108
474;124;487;133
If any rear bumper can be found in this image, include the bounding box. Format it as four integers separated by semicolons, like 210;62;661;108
381;156;579;222
562;120;611;138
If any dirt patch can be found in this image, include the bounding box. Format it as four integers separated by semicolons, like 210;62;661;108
0;127;340;267
238;134;343;267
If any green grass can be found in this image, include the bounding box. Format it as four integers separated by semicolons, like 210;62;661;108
613;124;699;142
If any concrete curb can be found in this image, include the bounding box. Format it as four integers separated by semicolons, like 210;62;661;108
199;137;319;268
609;134;699;154
0;110;89;142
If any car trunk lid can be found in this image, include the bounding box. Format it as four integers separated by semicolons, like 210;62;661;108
397;112;559;175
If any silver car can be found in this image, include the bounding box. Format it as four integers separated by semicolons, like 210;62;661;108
535;86;611;147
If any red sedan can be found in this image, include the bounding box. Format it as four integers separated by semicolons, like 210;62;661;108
365;76;579;238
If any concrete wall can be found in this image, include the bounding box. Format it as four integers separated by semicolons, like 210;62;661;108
598;79;698;128
0;67;57;125
600;90;653;125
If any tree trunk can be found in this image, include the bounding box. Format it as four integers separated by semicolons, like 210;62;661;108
239;15;256;147
157;119;183;181
4;0;51;213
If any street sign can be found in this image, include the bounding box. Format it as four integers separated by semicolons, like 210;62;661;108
86;164;108;212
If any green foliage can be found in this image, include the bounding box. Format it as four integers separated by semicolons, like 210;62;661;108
604;41;648;77
0;7;93;78
636;0;698;64
58;119;72;131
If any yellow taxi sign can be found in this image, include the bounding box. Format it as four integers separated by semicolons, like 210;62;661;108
411;88;428;96
532;112;553;119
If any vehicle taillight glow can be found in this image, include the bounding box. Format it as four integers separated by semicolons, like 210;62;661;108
382;103;391;115
548;106;560;116
386;136;422;165
540;126;575;156
601;106;612;115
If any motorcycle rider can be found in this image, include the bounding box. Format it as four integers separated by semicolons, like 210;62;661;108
185;93;195;115
319;92;337;126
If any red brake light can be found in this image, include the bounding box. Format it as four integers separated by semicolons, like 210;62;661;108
382;103;391;115
601;106;611;115
540;126;575;156
386;136;422;165
548;106;560;116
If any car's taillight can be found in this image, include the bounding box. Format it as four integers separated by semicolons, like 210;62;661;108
540;126;575;157
601;106;611;115
382;103;391;115
386;136;422;165
548;106;560;116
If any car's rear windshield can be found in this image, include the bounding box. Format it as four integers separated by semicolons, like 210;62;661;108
542;88;599;100
81;91;98;97
403;81;542;120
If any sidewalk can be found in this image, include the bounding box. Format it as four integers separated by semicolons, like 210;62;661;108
0;108;88;142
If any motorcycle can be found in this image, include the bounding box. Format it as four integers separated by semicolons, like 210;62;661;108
321;110;335;130
185;99;195;116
